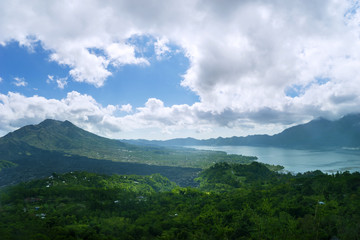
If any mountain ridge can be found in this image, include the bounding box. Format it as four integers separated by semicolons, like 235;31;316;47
0;119;204;187
0;119;258;187
123;113;360;149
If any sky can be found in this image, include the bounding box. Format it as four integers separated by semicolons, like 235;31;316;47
1;0;360;140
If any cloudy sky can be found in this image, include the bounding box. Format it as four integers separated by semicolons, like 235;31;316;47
1;0;360;140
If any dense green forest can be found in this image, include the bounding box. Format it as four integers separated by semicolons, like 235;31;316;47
1;162;359;240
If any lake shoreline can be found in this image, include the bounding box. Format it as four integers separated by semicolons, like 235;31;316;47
186;145;360;174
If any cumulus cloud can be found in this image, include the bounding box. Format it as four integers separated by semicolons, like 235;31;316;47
0;91;226;138
49;48;111;87
1;0;360;138
0;91;120;136
105;43;149;67
120;104;132;113
0;0;150;87
13;77;27;87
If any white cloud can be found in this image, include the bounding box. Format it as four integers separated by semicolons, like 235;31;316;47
105;43;149;67
1;0;360;138
0;76;2;83
49;48;111;87
0;91;120;137
13;77;27;87
56;78;67;89
0;91;267;139
46;75;68;89
154;37;171;60
0;0;149;87
46;75;53;82
120;104;132;113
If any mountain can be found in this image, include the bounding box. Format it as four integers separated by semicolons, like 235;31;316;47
123;113;360;149
269;114;360;148
0;120;203;187
0;119;254;168
0;119;256;187
1;119;128;161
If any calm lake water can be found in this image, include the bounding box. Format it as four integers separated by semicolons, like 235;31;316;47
189;146;360;173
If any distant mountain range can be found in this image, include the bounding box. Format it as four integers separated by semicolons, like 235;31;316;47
123;114;360;149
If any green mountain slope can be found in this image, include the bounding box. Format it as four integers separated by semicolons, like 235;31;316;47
0;120;259;188
2;119;128;161
0;119;255;169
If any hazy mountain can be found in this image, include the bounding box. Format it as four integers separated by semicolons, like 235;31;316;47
123;113;360;149
268;114;360;148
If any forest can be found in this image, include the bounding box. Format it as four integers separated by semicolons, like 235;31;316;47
0;162;359;239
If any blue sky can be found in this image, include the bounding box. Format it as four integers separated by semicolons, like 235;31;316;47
0;38;197;109
1;0;360;139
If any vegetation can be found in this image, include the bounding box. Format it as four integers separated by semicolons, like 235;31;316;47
0;148;201;188
0;160;17;171
0;119;259;189
0;119;256;169
1;163;359;239
1;119;359;239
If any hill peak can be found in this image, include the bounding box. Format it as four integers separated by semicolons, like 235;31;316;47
1;119;127;160
3;119;83;142
37;119;64;127
312;116;330;122
37;119;76;127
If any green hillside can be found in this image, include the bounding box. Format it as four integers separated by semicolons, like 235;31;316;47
2;119;130;162
1;164;359;239
0;119;256;169
0;120;262;188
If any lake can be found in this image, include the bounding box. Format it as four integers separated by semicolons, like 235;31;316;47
188;145;360;173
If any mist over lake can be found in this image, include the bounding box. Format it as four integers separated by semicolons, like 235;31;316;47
189;146;360;173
